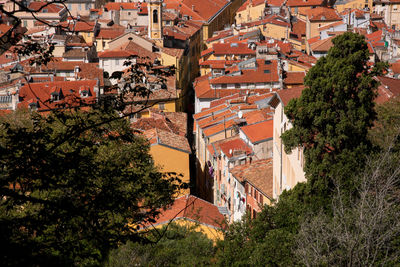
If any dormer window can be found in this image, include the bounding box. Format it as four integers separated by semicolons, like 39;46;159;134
42;9;48;13
50;88;63;102
80;90;89;98
51;93;59;101
29;102;39;111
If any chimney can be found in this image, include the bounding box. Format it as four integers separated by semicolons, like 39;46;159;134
192;5;195;11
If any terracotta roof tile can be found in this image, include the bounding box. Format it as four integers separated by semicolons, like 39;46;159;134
286;0;324;6
217;136;253;159
144;128;191;153
18;80;98;112
375;76;400;104
276;86;304;106
231;159;273;198
104;2;138;10
241;119;273;144
284;71;306;85
28;1;64;13
96;28;125;39
142;195;226;229
209;59;279;84
98;50;138;58
304;7;341;21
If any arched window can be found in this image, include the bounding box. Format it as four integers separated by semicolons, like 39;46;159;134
153;9;158;23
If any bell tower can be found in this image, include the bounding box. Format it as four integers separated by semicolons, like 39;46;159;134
147;0;163;40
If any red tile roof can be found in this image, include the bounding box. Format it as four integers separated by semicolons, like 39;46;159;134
164;0;229;23
142;195;226;229
241;119;273;144
218;137;253;158
143;128;191;153
98;50;138;58
59;21;96;32
237;0;267;12
375;76;400;104
28;1;64;13
210;59;279;84
276;86;304;106
96;28;125;39
284;71;305;85
241;15;290;28
18;80;98;112
309;36;334;52
286;0;324;7
231;159;273;198
104;2;138;10
304;7;341;21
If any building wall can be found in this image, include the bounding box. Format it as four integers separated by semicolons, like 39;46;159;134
307;19;338;40
335;0;372;13
19;13;67;29
150;144;190;197
261;23;289;40
100;57;132;78
236;3;266;24
66;1;94;17
272;101;306;199
108;32;154;52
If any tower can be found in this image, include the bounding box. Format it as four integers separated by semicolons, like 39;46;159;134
147;0;163;40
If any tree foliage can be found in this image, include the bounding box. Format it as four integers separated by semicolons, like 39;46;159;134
216;33;394;266
0;109;183;266
295;146;400;266
106;223;216;267
281;32;385;199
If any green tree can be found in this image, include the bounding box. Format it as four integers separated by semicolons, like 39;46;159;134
106;223;216;267
295;147;400;266
281;32;385;202
369;98;400;152
216;32;389;266
0;108;183;266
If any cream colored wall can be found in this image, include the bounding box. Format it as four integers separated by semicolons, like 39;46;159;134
53;45;65;57
236;4;265;24
306;20;334;40
262;24;288;40
67;2;93;17
272;101;306;199
79;32;94;44
335;0;368;13
287;62;308;72
108;33;153;52
150;143;190;197
96;39;112;52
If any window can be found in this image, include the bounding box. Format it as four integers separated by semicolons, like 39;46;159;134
86;3;90;10
153;9;158;23
128;12;131;15
221;84;227;89
260;194;263;205
245;184;248;194
79;4;82;11
68;4;72;10
255;190;258;200
51;94;59;102
235;83;240;88
158;102;165;110
115;59;119;65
